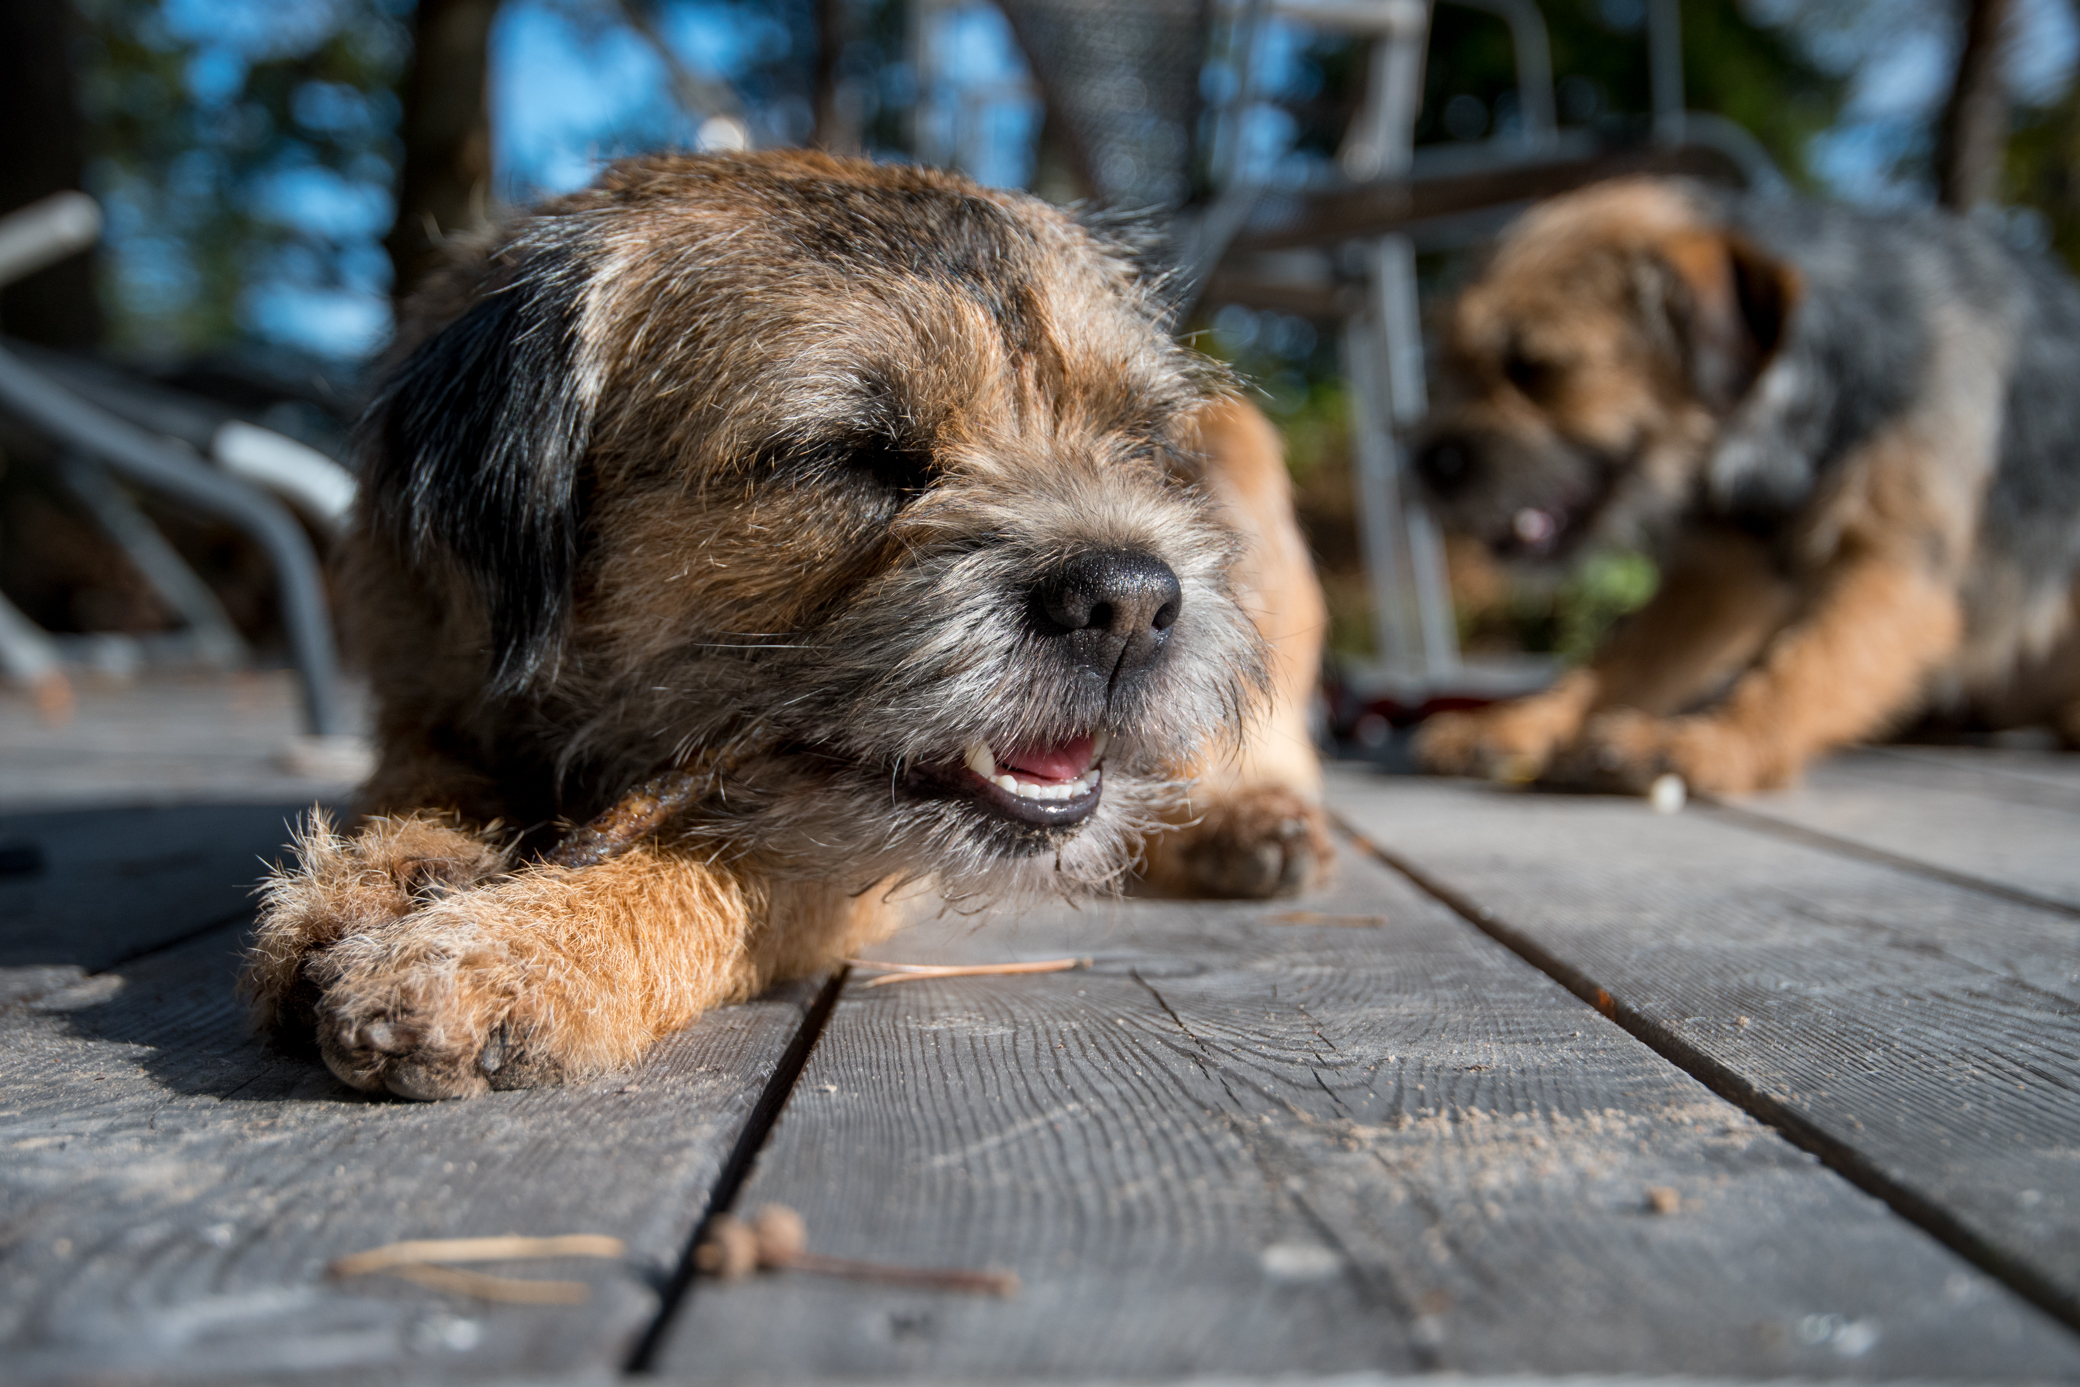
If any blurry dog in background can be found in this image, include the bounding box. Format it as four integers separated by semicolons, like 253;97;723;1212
241;152;1330;1100
1414;177;2080;794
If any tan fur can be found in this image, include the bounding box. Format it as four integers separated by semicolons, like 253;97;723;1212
243;153;1328;1098
1144;396;1334;895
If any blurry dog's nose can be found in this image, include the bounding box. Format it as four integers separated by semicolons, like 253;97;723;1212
1415;437;1474;497
1035;548;1182;692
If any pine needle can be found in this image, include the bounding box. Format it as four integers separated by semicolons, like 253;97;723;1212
846;956;1091;988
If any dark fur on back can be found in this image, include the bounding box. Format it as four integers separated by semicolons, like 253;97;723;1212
1700;191;2080;625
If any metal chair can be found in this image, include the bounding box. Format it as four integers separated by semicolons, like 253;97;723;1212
0;192;354;737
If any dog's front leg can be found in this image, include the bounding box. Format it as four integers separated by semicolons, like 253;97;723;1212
1562;547;1963;793
246;816;885;1099
1419;528;1796;781
1141;398;1334;898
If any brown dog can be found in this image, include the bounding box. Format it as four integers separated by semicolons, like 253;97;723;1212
1413;177;2080;794
242;152;1330;1099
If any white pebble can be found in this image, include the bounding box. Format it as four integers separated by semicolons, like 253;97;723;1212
1649;773;1687;815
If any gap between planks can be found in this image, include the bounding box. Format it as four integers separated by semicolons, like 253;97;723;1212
1335;815;2080;1341
623;966;852;1374
1696;797;2080;923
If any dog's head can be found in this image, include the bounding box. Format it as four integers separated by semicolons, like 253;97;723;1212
1414;178;1800;562
361;151;1264;897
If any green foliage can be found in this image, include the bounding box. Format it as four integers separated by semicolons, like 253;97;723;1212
2006;89;2080;277
1269;0;1839;184
72;0;409;359
1417;0;1841;182
1553;547;1659;661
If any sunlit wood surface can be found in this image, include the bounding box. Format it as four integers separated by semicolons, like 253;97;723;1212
3;677;2076;1382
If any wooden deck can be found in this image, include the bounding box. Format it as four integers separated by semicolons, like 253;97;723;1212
3;674;2078;1383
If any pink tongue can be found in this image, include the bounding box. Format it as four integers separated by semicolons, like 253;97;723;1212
999;735;1096;783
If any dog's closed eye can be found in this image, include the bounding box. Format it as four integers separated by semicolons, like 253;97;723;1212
843;436;936;498
762;433;936;501
1501;346;1564;404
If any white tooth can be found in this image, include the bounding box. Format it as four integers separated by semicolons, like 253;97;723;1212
1091;728;1110;761
963;740;996;778
1044;783;1068;801
994;773;1021;794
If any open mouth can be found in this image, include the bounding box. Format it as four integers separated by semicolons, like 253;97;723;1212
941;729;1109;828
1489;451;1627;562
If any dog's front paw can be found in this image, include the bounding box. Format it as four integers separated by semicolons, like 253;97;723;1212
306;904;561;1100
1161;787;1334;899
1547;709;1776;795
244;812;510;1038
1415;685;1591;784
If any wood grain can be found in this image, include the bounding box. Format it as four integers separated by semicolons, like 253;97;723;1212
1324;767;2080;1331
0;802;317;972
0;921;809;1379
655;847;2080;1379
1728;748;2080;913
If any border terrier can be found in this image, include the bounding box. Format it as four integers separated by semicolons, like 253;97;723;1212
1413;177;2080;794
241;152;1332;1099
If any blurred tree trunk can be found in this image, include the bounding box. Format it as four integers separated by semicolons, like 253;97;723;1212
386;0;501;306
0;1;101;349
813;0;860;153
1937;0;2016;211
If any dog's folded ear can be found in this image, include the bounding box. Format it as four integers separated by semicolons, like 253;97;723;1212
363;251;599;693
1654;228;1801;412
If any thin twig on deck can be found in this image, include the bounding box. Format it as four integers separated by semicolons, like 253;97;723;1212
845;956;1092;988
329;1233;627;1304
697;1205;1019;1296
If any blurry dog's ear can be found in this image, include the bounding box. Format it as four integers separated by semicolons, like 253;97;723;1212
1655;229;1801;411
363;252;598;693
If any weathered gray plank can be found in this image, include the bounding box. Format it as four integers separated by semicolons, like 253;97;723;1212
1730;748;2080;913
0;802;316;971
0;670;364;814
1325;766;2080;1332
0;922;808;1380
655;846;2080;1380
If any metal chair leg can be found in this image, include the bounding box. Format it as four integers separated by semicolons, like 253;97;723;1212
56;455;249;671
0;344;345;736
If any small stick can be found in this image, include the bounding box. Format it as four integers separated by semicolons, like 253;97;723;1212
330;1234;626;1275
698;1205;1019;1297
330;1233;626;1304
1271;911;1387;928
545;769;705;869
846;956;1091;988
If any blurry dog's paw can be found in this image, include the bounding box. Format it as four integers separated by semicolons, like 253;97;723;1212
1155;787;1334;899
1547;708;1779;796
1415;695;1587;784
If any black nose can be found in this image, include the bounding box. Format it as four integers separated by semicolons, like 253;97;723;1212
1415;437;1474;498
1033;548;1182;693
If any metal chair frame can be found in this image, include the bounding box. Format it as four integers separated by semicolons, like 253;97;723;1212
0;193;350;736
